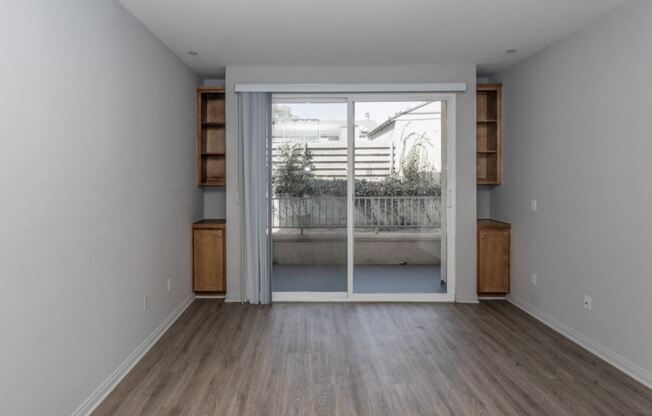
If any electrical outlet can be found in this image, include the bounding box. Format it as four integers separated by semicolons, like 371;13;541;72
531;199;538;212
167;278;172;293
143;295;149;311
531;273;538;286
583;295;592;311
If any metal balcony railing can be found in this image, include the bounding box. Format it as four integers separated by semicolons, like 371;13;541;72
272;196;441;230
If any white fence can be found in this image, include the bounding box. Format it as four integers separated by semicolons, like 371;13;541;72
272;196;441;230
272;144;396;178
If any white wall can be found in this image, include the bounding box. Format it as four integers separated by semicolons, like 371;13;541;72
222;65;477;302
491;0;652;385
203;189;227;218
0;1;201;414
477;186;492;218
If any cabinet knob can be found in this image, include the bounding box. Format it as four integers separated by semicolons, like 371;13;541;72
480;233;485;239
217;231;223;238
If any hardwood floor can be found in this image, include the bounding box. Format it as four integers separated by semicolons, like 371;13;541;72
93;300;652;416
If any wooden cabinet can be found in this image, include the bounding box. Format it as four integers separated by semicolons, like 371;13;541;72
197;87;226;187
477;83;502;185
477;219;510;295
193;220;226;293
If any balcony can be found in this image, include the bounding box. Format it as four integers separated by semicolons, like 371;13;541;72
271;196;444;293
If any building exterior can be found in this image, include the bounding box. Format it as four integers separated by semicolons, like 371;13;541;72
271;102;441;180
366;101;442;173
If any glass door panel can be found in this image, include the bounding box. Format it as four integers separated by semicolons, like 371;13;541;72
271;100;348;293
353;100;446;294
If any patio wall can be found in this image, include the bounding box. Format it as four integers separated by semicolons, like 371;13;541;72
272;230;440;265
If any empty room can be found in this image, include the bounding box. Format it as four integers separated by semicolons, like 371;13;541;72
2;0;652;415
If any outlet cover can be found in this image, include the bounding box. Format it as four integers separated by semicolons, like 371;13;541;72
143;295;149;311
583;295;592;311
531;200;538;212
167;278;171;292
531;273;538;286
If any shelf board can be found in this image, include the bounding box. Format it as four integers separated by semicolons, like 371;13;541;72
200;179;226;187
477;119;498;123
201;122;225;127
477;150;498;154
201;152;226;157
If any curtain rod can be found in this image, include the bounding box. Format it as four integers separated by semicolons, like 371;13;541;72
234;82;467;93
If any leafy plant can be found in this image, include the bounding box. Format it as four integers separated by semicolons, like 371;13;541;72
272;144;314;196
272;104;294;124
399;121;433;183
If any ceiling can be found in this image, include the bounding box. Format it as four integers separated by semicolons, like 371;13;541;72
118;0;627;77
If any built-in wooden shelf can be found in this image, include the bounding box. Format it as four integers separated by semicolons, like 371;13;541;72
477;83;502;185
201;178;226;187
197;87;226;187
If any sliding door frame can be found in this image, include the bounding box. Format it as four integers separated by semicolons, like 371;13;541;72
271;92;456;302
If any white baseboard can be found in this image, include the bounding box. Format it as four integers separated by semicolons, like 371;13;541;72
507;294;652;390
272;292;456;303
272;291;347;302
71;294;195;416
455;294;479;304
478;296;507;300
224;295;242;303
349;293;454;302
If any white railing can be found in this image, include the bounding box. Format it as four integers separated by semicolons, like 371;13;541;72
272;196;441;230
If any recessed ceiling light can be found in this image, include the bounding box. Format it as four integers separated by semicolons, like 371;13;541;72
188;51;199;56
506;49;518;54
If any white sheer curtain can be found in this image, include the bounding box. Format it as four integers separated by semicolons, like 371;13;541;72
239;92;272;304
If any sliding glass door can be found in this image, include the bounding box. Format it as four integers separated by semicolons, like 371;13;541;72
353;100;446;296
271;94;454;301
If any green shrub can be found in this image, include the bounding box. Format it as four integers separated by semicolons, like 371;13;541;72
272;144;314;196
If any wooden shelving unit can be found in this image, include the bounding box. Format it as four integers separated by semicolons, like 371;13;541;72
197;87;226;187
477;83;502;185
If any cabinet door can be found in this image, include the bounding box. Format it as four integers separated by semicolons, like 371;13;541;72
478;229;510;294
193;229;225;292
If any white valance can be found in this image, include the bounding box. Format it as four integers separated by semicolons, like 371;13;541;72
234;82;467;93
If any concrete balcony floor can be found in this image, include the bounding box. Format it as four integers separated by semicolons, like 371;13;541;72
272;264;446;293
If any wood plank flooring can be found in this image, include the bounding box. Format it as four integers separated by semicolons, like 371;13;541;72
93;300;652;416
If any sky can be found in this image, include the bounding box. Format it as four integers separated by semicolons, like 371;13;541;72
274;101;432;123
